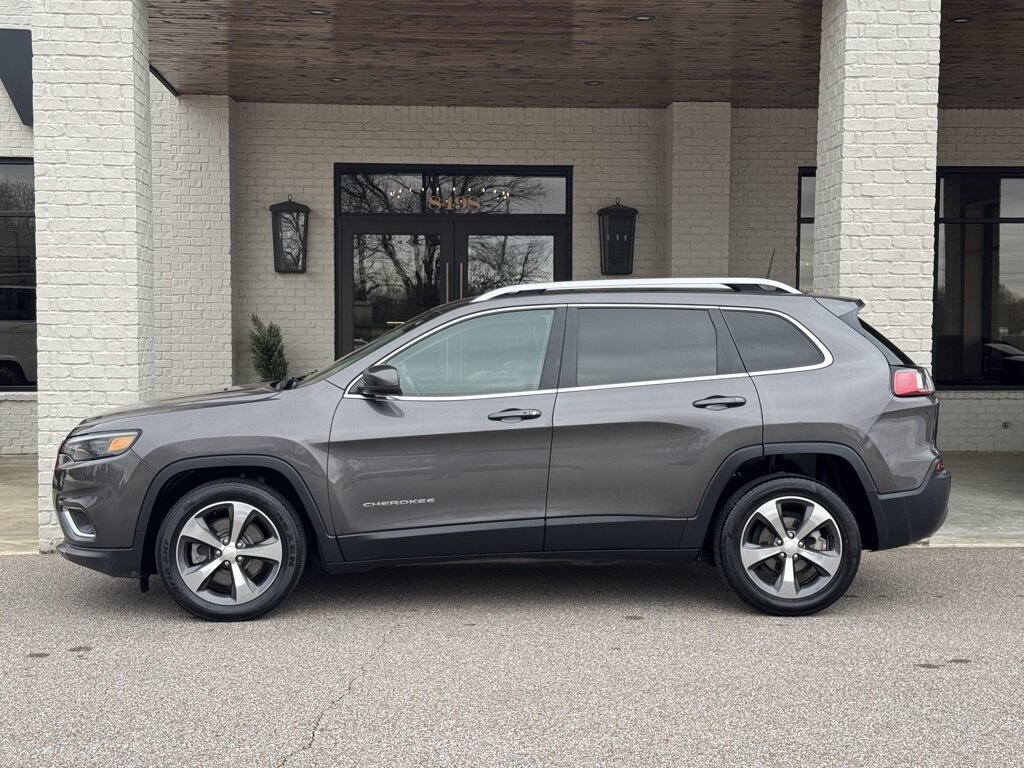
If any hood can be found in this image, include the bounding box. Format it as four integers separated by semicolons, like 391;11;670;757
75;383;279;430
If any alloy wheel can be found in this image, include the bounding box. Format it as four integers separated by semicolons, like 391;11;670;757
739;495;843;600
174;500;284;606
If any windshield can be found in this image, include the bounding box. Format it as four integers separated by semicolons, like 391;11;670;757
299;307;444;387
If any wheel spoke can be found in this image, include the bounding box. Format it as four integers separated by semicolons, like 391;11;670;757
798;548;842;577
741;543;784;570
796;502;833;541
241;538;283;565
180;557;225;594
751;499;789;541
178;516;223;552
230;561;259;603
228;502;257;546
773;555;799;599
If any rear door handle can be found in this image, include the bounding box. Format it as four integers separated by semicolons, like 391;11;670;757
488;408;542;422
692;395;747;410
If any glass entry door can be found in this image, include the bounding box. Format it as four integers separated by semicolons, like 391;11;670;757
454;220;567;301
339;220;452;354
338;219;568;354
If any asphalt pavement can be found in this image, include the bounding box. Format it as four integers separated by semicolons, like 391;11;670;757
1;548;1022;767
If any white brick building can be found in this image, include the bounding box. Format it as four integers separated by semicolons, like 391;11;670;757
0;0;1022;549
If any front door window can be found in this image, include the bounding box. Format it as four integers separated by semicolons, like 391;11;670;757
388;309;555;397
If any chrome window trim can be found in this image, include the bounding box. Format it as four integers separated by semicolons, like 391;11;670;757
343;302;832;401
343;305;561;400
719;306;834;376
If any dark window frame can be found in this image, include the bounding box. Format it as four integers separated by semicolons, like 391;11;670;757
0;156;36;392
333;163;573;357
934;166;1024;390
795;167;816;293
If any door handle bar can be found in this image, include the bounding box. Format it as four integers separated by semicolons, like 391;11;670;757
488;408;542;422
692;395;747;410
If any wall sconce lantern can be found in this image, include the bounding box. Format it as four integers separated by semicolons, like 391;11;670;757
598;198;638;276
270;195;310;273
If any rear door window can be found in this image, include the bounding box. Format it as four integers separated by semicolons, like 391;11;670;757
575;307;717;387
723;310;825;372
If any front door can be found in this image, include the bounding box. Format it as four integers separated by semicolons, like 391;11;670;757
330;306;566;561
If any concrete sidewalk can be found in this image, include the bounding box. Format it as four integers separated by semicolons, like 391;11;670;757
0;452;1020;553
0;456;35;554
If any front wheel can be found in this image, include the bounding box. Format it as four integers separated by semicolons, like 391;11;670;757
714;475;861;616
156;479;306;621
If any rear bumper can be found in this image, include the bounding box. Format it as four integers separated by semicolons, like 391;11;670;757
872;461;951;550
56;540;143;579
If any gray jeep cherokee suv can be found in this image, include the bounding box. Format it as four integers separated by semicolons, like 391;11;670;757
54;278;950;621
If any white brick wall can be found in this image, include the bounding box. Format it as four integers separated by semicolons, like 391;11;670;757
938;110;1024;165
938;391;1024;453
814;0;942;367
0;393;36;454
729;109;817;284
0;0;31;29
665;102;731;276
0;76;32;158
32;0;154;550
230;104;667;382
151;83;233;398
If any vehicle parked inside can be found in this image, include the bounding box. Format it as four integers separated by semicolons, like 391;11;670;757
54;278;950;620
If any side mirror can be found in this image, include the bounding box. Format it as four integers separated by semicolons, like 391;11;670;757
358;364;402;397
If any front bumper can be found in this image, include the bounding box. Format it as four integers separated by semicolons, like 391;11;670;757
56;540;145;579
872;460;951;550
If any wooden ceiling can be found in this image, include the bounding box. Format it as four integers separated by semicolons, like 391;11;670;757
147;1;1024;109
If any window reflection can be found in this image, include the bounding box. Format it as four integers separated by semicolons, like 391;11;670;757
936;170;1024;385
353;233;442;347
466;235;554;297
0;160;35;389
339;170;567;215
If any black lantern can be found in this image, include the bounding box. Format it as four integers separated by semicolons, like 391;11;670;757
270;195;310;273
598;198;638;276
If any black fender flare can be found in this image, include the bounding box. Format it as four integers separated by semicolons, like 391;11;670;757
679;442;882;549
136;454;339;567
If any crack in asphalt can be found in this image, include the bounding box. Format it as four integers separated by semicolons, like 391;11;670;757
275;628;393;768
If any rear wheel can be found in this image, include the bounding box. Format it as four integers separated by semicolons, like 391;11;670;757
714;475;861;615
156;479;306;621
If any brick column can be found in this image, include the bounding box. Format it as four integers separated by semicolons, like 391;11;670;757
813;0;941;365
32;0;154;549
664;102;731;277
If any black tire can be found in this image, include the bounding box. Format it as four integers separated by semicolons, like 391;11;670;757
714;474;861;616
156;479;306;621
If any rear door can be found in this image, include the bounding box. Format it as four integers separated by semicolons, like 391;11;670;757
545;304;762;551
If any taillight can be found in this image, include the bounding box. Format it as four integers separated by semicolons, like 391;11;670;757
892;367;935;397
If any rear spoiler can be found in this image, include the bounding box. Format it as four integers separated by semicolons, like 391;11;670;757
814;296;916;366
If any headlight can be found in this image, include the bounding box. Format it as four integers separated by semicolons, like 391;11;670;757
60;431;140;462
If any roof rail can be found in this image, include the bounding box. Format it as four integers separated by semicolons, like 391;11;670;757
471;277;801;302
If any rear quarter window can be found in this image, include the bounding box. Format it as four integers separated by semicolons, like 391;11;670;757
723;310;825;373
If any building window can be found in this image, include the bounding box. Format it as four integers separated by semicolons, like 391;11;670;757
935;169;1024;387
0;158;35;390
796;168;816;293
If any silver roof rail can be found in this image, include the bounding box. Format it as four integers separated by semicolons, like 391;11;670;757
471;277;802;302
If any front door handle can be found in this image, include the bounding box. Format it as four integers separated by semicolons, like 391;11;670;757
488;408;543;423
692;395;747;410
